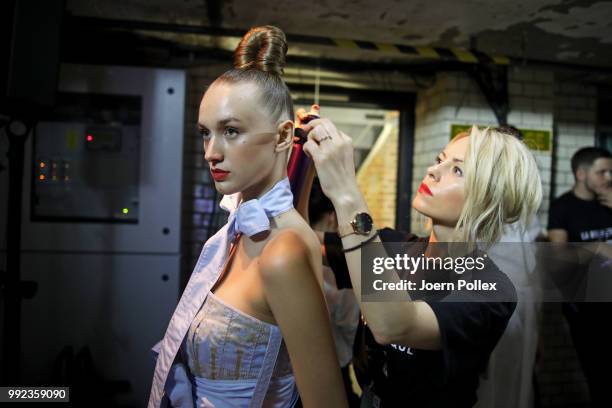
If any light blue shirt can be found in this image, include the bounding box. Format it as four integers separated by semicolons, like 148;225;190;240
149;177;295;408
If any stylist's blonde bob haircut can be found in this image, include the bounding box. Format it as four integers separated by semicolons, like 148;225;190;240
453;125;542;244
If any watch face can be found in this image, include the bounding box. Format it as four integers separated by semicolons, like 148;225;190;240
354;213;373;234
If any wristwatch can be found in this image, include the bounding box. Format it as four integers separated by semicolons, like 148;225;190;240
338;212;373;238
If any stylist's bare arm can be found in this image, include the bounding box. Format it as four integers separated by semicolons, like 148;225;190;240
302;118;441;349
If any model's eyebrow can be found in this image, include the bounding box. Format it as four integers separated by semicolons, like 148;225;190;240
197;117;242;128
218;117;242;125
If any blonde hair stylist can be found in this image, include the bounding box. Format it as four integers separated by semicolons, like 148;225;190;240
303;124;542;407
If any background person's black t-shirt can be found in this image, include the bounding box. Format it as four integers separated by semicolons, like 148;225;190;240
324;229;516;408
548;191;612;242
547;190;612;311
547;190;612;406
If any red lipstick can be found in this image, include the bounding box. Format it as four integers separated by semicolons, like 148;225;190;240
211;168;230;182
418;183;433;196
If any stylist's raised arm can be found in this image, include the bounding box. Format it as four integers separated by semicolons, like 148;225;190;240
302;118;442;349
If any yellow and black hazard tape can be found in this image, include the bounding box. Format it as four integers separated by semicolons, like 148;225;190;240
292;33;510;65
334;39;510;65
71;17;510;66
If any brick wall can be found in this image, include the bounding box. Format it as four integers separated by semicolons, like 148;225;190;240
552;81;597;198
508;67;554;229
355;112;399;228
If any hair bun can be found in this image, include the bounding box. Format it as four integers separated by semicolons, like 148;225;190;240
234;25;288;76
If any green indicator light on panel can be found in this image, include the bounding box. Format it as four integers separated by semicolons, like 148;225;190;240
122;208;129;214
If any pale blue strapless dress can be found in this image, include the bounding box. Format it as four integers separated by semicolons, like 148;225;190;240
184;292;299;407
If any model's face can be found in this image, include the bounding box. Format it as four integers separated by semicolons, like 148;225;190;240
198;81;281;197
412;136;468;227
584;157;612;194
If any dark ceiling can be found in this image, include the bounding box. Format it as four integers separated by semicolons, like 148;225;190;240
65;0;612;69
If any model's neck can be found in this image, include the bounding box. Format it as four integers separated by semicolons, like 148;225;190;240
241;169;287;202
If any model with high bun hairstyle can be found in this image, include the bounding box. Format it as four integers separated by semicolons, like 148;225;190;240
148;26;348;408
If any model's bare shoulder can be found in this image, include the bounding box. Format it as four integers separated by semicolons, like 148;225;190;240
259;229;311;279
285;214;322;258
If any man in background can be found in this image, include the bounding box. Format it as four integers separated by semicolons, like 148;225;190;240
547;147;612;407
548;147;612;242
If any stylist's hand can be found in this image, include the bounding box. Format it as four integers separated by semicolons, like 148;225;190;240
302;119;361;207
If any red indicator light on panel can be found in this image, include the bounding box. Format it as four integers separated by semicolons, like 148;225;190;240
39;174;45;181
86;134;93;142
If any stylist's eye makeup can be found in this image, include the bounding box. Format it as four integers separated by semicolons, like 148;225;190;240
435;150;447;165
452;157;464;177
435;151;464;176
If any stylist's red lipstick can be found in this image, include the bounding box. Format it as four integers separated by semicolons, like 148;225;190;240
418;183;433;196
211;168;230;182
